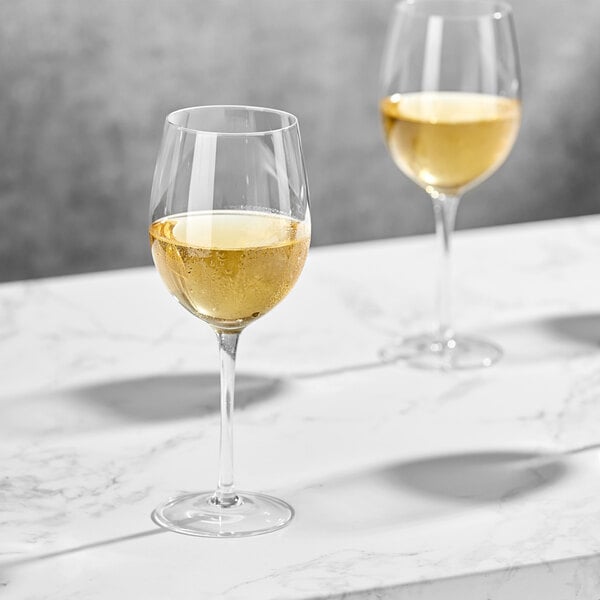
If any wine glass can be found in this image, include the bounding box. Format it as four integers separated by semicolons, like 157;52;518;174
379;0;521;369
149;106;311;537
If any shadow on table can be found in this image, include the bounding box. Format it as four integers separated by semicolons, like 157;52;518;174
544;312;600;345
484;312;600;364
0;528;166;570
289;450;567;532
383;450;565;501
76;372;284;422
5;373;286;437
289;312;600;374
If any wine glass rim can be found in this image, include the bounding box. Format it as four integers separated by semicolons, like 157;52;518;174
397;0;514;18
165;105;299;136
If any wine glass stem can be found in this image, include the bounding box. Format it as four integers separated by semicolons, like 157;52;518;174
213;330;241;508
432;193;460;344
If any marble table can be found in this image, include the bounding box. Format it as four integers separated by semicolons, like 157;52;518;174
3;216;600;599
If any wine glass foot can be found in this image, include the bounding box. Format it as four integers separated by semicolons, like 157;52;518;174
151;491;294;537
380;333;502;370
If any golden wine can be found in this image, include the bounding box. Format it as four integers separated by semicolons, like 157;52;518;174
150;211;310;331
380;92;521;195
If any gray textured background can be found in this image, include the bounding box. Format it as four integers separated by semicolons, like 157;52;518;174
1;0;600;282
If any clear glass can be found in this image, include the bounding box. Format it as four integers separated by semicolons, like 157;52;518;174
379;0;521;369
149;106;311;536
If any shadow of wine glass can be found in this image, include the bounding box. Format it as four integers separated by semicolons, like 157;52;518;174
482;312;600;364
288;450;568;533
543;312;600;346
385;450;566;501
5;373;285;438
0;528;167;570
76;372;285;422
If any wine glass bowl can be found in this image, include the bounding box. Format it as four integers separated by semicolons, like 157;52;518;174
149;210;310;332
380;92;520;197
149;106;310;536
380;0;521;369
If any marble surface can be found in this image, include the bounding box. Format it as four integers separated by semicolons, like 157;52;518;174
3;216;600;598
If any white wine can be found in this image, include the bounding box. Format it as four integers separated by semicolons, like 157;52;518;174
380;92;521;195
150;211;310;331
